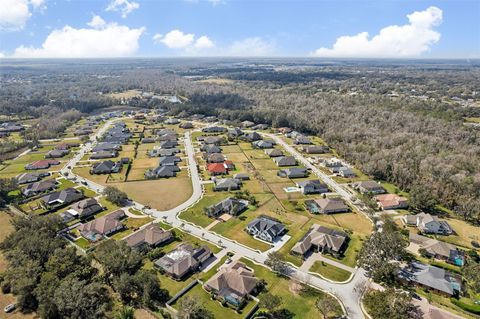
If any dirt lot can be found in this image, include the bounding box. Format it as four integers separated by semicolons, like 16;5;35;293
110;178;193;211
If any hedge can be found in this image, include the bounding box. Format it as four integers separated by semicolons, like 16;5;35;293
451;298;480;315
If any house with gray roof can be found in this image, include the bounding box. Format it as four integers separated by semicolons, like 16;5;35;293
93;142;121;153
408;233;464;266
148;147;179;157
22;179;57;197
201;144;222;154
398;262;462;296
265;149;283;157
243;132;262;142
273;156;297;167
160;140;178;149
69;198;103;219
295;180;329;195
158;156;181;166
338;167;356;178
294;136;311;144
228;127;244;138
205;197;249;218
291;224;348;258
252;140;273;149
77;209;126;241
41;188;83;207
154;244;212;279
246;216;286;243
277;168;308;178
213;178;242;191
233;173;249;180
145;166;177;179
305;198;349;214
403;213;453;235
90;151;118;159
353;180;386;194
302;145;329;154
16;172;48;184
91;160;122;174
202;136;225;145
202;126;227;133
206;153;225;163
45;149;69;159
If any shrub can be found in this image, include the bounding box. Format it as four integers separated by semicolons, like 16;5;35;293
451;299;480;315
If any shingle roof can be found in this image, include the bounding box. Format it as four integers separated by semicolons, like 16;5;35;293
125;224;173;247
205;262;258;298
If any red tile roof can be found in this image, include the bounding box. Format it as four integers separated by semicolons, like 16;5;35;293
207;163;227;174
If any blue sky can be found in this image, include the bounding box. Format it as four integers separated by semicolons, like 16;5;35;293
0;0;479;58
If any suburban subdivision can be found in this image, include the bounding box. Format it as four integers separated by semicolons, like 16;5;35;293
0;59;479;319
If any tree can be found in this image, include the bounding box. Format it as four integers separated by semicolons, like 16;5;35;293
265;252;291;276
103;186;128;206
315;296;340;319
0;178;18;206
259;293;282;312
115;270;169;309
177;296;214;319
363;289;423;319
409;185;438;213
358;217;407;284
464;262;480;293
94;240;142;279
115;306;135;319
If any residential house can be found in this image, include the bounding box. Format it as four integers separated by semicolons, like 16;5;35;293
22;179;57;197
241;121;255;128
158;156;181;166
55;143;79;150
398;262;462;296
25;159;60;170
154;244;212;279
145;166;177;179
207;163;228;175
45;149;69;159
302;145;329;154
305;198;349;214
273;156;297;167
228;127;244;139
265;149;283;157
408;233;464;266
203;136;225;145
179;122;194;129
160;140;178;149
165;118;180;125
206;153;226;163
353;181;386;194
69;198;103;219
202;126;227;133
93;142;121;153
252;140;272;149
91;160;122;174
204;261;258;307
294;136;311;145
243;132;262;142
291;224;349;258
41;188;83;207
16;172;47;184
158;133;178;142
338;167;356;178
125;224;173;248
375;194;409;210
200;145;222;154
252;124;269;130
0;122;23;132
277;168;308;178
233;173;249;180
148;147;179;157
141;137;155;144
77;210;126;241
403;213;453;235
246;216;286;243
213;178;242;191
205;197;249;218
296;180;329;195
90;151;118;159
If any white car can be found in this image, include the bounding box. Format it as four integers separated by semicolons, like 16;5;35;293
4;303;16;313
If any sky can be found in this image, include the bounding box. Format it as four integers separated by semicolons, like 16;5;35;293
0;0;479;58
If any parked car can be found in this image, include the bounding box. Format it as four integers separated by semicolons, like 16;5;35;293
4;303;16;313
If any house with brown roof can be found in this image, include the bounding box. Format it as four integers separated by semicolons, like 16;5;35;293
22;179;57;197
204;261;259;307
408;233;464;266
25;159;60;170
375;194;408;210
77;209;126;242
265;149;284;157
154;244;212;279
291;224;349;258
206;153;226;163
273;156;297;167
353;180;386;194
124;224;173;248
304;198;349;214
302;145;329;154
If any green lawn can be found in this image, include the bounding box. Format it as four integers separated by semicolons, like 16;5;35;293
323;234;363;268
57;178;77;190
309;261;352;282
77;186;97;197
74;237;90;249
179;192;231;227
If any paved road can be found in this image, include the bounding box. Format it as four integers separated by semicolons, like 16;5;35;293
63;119;369;319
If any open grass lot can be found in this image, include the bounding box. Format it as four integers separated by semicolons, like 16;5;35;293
171;283;257;318
220;144;243;153
76;186;97;197
73;166;108;185
241;258;343;318
56;178;76;189
243;149;271;159
310;260;352;282
224;152;250;163
109;178;192;211
250;158;281;170
0;212;14;272
179;192;231;227
258;169;287;183
109;216;154;240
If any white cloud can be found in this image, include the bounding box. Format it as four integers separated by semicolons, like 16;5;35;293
312;6;443;58
227;37;275;56
13;21;145;58
106;0;139;18
194;35;214;49
0;0;31;31
207;0;223;6
0;0;46;31
87;15;106;29
153;29;195;49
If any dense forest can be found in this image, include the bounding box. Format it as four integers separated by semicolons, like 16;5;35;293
1;58;480;223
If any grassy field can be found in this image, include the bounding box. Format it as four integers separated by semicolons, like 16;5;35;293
179;192;231;227
309;261;352;282
109;178;192;211
109;217;154;240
